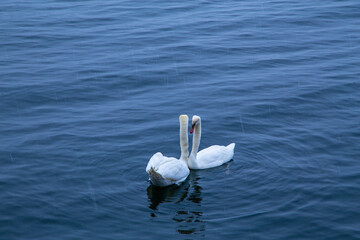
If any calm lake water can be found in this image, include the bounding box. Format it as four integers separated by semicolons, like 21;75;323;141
1;0;360;239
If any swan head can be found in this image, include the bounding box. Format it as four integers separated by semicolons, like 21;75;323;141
190;115;201;134
179;114;189;124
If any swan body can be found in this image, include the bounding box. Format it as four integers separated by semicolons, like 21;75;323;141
146;115;190;187
146;152;189;186
189;143;235;170
188;115;235;170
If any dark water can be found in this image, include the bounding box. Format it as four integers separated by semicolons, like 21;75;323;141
1;0;360;239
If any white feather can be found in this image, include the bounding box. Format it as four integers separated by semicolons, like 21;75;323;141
192;143;235;169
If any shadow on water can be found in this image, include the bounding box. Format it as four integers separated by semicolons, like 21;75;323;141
147;179;190;211
147;171;205;236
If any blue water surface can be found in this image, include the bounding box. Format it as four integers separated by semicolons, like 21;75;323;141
1;0;360;239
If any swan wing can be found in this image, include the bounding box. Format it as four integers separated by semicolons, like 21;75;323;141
157;159;190;184
146;152;171;172
146;153;189;186
196;143;235;169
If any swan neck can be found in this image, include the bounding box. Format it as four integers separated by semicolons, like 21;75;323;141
190;120;201;158
179;116;189;162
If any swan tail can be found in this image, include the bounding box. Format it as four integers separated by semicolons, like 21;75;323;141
227;143;236;161
227;143;236;151
148;167;168;187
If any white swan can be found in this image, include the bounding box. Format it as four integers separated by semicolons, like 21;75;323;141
188;115;235;170
146;115;190;187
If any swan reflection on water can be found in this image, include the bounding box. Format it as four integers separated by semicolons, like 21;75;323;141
147;171;205;235
147;179;190;211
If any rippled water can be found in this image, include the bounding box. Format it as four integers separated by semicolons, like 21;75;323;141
1;0;360;239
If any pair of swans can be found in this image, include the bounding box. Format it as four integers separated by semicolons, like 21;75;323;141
146;115;235;187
